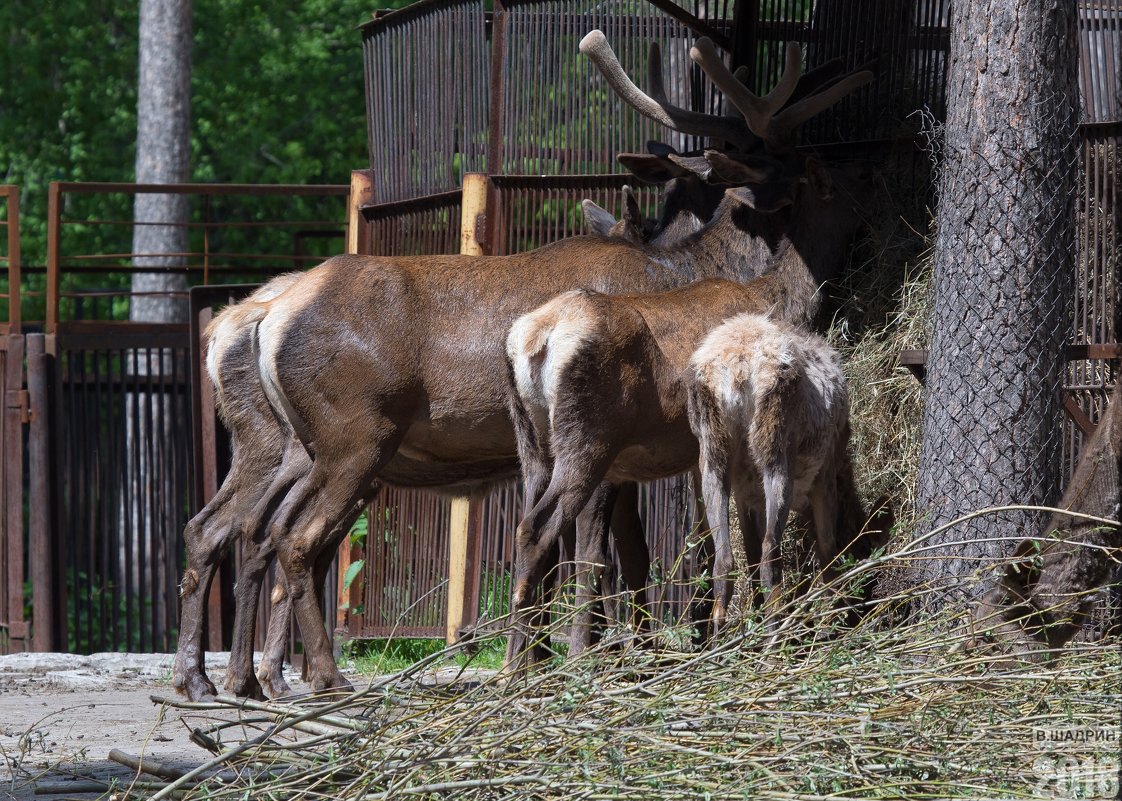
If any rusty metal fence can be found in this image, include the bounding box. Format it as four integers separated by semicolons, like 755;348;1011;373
21;182;348;653
0;186;26;654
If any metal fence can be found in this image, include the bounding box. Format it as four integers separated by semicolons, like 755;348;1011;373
22;183;349;653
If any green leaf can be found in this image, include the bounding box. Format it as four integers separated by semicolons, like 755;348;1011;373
342;559;366;592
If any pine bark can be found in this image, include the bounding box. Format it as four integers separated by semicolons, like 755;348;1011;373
913;0;1080;609
131;0;191;322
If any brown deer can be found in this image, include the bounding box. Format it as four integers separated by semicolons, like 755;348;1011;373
687;313;851;629
173;31;872;697
967;381;1122;658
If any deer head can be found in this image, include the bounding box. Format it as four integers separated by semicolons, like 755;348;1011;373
581;31;874;215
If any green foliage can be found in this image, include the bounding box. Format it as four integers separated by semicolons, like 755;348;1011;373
347;635;506;674
0;0;413;321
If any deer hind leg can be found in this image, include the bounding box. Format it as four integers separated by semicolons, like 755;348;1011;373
505;449;616;674
221;439;309;699
571;481;620;657
733;481;764;610
174;494;239;701
269;425;402;695
223;536;274;700
697;463;734;635
760;456;793;617
809;465;840;586
610;481;651;637
256;570;294;699
173;429;291;703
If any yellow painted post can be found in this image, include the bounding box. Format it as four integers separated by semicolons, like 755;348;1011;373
336;170;374;643
446;173;489;644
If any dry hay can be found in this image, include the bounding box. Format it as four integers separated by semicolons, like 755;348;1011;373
116;536;1119;801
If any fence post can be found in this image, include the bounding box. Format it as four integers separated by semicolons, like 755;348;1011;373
336;171;374;646
445;173;489;645
46;183;60;334
4;186;20;331
26;334;57;651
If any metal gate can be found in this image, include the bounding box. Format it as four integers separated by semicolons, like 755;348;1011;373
1;186;27;654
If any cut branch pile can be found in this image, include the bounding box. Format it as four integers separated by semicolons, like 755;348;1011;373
109;530;1119;801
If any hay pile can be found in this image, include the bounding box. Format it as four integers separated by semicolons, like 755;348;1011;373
128;554;1119;801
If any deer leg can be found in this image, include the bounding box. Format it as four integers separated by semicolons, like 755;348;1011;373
610;481;651;635
571;481;620;657
222;536;273;701
269;431;400;694
221;440;309;699
760;457;792;616
733;487;764;609
174;496;238;701
810;468;840;586
505;450;615;673
256;571;295;699
697;462;734;634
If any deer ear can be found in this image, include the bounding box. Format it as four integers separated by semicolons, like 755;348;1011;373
618;153;688;184
581;199;618;236
805;157;834;200
666;153;713;180
622;185;643;227
645;140;679;157
704;150;773;185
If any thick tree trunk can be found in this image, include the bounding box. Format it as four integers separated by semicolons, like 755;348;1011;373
132;0;191;322
913;1;1080;610
124;0;192;646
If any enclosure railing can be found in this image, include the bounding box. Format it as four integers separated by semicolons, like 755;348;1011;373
1;186;20;333
42;181;350;332
24;181;349;654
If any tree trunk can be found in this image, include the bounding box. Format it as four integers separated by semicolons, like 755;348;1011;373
913;0;1079;610
123;0;192;648
132;0;191;323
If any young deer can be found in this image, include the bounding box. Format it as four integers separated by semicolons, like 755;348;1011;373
687;313;850;629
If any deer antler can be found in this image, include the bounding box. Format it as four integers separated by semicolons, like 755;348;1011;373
580;30;752;147
690;37;874;149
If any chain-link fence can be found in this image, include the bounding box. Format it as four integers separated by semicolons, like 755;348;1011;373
912;10;1091;610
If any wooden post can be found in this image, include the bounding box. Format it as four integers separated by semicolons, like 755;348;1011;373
446;174;489;644
336;170;374;646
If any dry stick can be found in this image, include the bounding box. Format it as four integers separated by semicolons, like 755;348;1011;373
108;749;187;781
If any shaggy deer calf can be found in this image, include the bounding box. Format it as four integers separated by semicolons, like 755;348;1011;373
687;313;850;629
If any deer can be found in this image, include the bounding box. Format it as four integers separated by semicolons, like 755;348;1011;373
966;381;1122;660
686;313;854;630
172;30;873;698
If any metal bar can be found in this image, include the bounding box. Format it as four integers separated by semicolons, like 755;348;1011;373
3;187;20;332
46;183;61;334
26;335;53;650
4;335;27;647
49;182;349;196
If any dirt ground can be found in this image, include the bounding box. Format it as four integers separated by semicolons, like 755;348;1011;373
0;651;316;800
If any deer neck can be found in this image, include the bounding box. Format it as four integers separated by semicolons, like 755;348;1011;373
665;198;788;285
